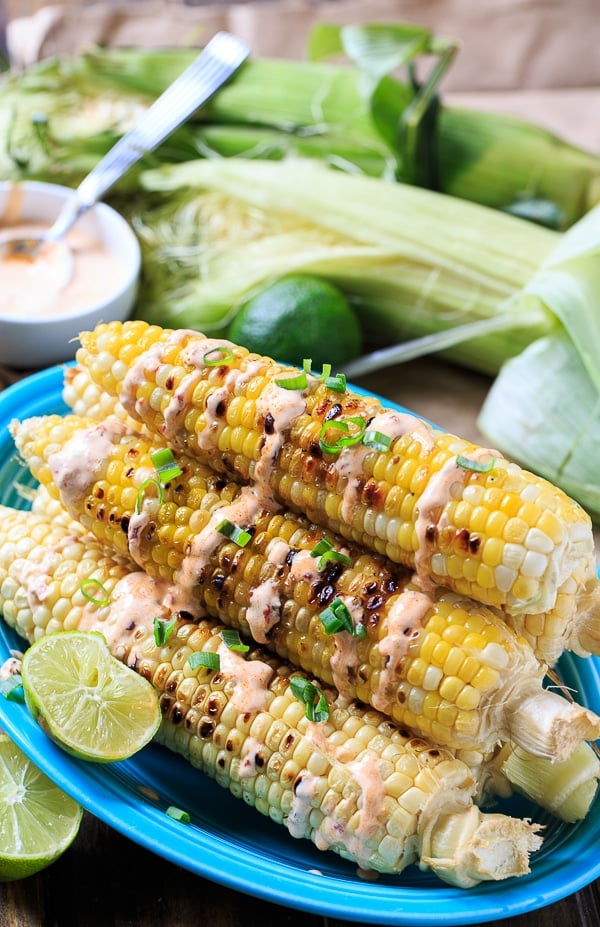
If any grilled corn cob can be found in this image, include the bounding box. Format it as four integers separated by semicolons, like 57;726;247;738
11;413;600;761
63;361;598;668
1;502;596;827
74;321;600;665
0;507;545;886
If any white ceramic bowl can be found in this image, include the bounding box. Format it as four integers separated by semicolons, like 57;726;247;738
0;180;141;369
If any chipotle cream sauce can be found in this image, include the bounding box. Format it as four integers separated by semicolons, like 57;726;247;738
0;221;127;318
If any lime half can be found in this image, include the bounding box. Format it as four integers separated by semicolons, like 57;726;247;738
21;631;161;763
0;732;82;881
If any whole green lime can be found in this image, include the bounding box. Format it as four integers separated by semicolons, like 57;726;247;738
228;274;362;366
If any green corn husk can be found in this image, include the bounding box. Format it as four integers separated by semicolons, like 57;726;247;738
476;202;600;519
135;156;558;374
1;33;599;228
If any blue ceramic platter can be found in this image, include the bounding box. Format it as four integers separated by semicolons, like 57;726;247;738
0;365;599;925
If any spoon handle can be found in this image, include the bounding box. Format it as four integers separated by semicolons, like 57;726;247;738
46;32;250;242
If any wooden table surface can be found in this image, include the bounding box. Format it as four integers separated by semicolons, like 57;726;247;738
0;356;598;927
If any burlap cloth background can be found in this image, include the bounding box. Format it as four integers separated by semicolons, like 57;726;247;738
3;0;599;152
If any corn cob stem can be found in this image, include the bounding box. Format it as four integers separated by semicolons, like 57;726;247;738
74;321;600;666
0;503;595;826
10;414;600;761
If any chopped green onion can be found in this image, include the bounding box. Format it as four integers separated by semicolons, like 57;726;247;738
153;616;177;647
324;373;347;393
456;454;497;473
151;447;182;484
221;629;250;653
310;538;351;571
362;430;392;452
188;651;220;671
289;676;330;722
80;578;110;606
165;806;191;824
274;370;308;390
203;346;234;366
319;598;366;638
215;518;252;548
0;675;24;702
318;416;366;454
135;477;163;514
303;359;332;380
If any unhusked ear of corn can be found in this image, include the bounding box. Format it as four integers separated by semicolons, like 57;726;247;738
11;413;600;762
73;320;600;666
0;502;595;826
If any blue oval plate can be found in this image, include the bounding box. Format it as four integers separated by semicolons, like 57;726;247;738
0;365;599;926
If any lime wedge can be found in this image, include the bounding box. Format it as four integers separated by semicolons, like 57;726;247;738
0;732;82;881
21;631;161;763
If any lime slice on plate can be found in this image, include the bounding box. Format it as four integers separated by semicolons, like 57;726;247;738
21;631;161;763
0;732;82;881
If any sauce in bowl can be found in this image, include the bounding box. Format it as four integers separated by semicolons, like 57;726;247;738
0;222;129;319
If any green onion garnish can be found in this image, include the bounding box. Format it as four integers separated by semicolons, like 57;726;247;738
363;430;392;452
324;373;347;393
0;675;24;702
319;598;367;638
153;616;177;647
203;346;234;367
289;676;330;722
215;518;252;548
188;651;220;671
275;371;308;390
135;478;163;514
151;448;182;484
456;454;497;473
318;416;366;454
310;538;351;571
303;359;332;381
221;629;250;653
165;806;191;824
80;578;110;606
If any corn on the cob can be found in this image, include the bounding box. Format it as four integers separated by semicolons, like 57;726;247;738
11;413;600;761
1;501;596;826
0;506;131;641
74;321;600;666
0;505;545;887
64;359;599;668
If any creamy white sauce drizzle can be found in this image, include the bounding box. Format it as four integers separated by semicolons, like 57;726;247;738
217;641;274;714
120;329;198;422
0;655;22;680
414;446;496;586
48;418;125;517
126;465;160;569
371;590;432;715
78;572;203;659
289;726;388;869
336;410;435;524
238;735;266;778
288;548;321;585
175;485;263;591
287;772;319;839
329;596;365;696
254;381;306;501
246;576;281;643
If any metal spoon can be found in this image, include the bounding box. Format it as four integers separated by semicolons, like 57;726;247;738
0;31;250;263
